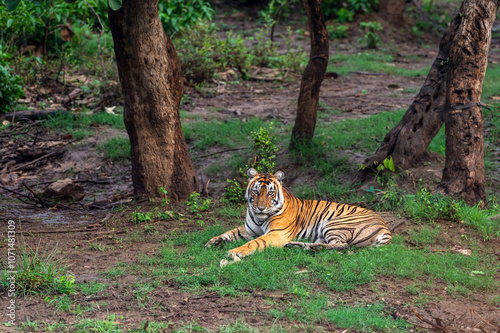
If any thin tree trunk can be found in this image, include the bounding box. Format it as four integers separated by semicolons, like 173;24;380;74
437;0;499;205
357;9;461;181
108;0;199;200
290;0;329;149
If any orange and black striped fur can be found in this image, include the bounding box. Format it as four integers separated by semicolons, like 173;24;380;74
206;168;391;259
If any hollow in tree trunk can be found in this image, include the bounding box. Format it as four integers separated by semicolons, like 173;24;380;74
436;0;498;205
108;0;199;200
290;0;329;149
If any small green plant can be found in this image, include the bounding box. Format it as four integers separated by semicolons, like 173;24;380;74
158;186;170;208
246;122;278;174
224;179;247;204
225;122;278;204
186;192;211;213
327;24;349;39
131;211;153;224
360;156;396;186
359;21;383;49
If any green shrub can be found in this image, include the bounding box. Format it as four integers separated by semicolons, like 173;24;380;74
322;0;378;21
359;21;383;49
224;122;278;204
158;0;214;35
174;21;305;84
1;0;109;56
327;24;349;39
1;245;75;296
0;59;24;113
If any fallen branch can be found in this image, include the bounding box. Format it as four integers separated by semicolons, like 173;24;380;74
469;307;498;331
2;109;67;122
74;229;125;247
390;220;405;232
412;310;450;333
20;226;100;234
11;150;63;171
194;147;246;159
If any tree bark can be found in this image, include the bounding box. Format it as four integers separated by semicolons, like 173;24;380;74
357;8;462;180
108;0;199;200
437;0;499;205
290;0;329;149
377;0;406;27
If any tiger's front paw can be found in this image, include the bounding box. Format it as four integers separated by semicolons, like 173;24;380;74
227;247;251;260
205;236;226;248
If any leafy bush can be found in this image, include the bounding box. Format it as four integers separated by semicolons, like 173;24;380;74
327;24;349;39
322;0;378;21
174;21;306;84
186;192;211;213
359;21;383;49
225;122;278;204
1;0;109;56
0;50;24;113
158;0;214;35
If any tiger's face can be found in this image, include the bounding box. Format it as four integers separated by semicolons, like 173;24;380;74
245;168;285;220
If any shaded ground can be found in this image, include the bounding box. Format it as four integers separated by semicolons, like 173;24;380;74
1;13;500;333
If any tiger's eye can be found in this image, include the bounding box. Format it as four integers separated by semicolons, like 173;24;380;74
252;190;259;195
268;191;275;197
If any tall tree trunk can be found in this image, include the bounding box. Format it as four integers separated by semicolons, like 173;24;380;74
290;0;329;149
437;0;498;205
357;8;461;180
108;0;199;200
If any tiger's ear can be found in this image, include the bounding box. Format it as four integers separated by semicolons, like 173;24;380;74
247;168;258;178
274;170;285;183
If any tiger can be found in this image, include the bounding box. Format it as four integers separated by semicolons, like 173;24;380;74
206;168;392;260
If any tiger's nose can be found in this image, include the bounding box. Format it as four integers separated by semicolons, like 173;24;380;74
257;206;266;212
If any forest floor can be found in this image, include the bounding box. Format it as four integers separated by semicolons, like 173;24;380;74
1;10;500;333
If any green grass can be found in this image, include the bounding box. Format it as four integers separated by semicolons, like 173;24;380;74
74;313;122;333
182;118;270;151
408;225;441;246
330;52;430;77
108;226;498;330
272;298;409;332
0;245;75;296
42;110;125;139
139;227;498;297
482;63;500;99
400;188;500;239
314;109;407;152
99;137;130;160
78;281;108;295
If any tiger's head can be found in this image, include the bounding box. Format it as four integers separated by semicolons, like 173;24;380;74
245;168;285;221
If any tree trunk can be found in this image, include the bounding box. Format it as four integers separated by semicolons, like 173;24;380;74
290;0;329;149
377;0;406;27
357;8;462;180
108;0;199;200
437;0;498;205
